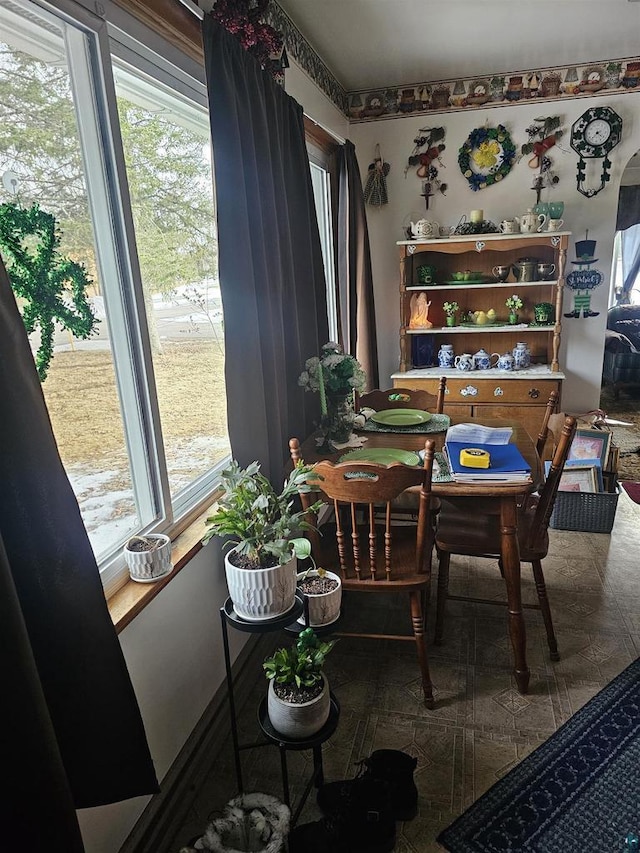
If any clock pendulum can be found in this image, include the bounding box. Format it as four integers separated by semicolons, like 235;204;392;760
570;106;623;198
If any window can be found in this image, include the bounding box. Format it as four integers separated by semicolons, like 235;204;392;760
308;148;338;341
0;0;229;594
611;227;640;306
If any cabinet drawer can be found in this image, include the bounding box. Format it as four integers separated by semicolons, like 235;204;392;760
447;378;560;404
400;377;561;405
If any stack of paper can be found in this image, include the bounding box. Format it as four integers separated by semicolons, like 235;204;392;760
445;440;531;483
445;423;513;446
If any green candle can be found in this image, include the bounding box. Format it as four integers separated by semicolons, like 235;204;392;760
317;361;327;416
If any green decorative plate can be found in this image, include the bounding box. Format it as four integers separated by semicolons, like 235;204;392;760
338;448;421;466
444;278;485;285
370;408;432;426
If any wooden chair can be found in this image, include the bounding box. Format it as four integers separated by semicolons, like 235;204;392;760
516;388;559;513
433;415;577;662
536;389;560;459
289;437;437;708
357;379;446;518
357;378;447;414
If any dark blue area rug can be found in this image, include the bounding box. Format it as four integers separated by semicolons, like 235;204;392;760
438;658;640;852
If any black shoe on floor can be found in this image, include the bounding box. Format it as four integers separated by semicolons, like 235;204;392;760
317;749;418;822
289;778;396;853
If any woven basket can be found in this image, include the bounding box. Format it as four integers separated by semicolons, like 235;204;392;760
549;486;620;533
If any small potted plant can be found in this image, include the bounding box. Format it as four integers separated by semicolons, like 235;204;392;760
124;534;172;582
505;294;523;324
263;627;336;739
443;300;459;327
299;342;367;447
296;564;342;628
203;461;322;622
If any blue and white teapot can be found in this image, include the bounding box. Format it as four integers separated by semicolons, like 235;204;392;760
494;351;515;371
473;347;493;370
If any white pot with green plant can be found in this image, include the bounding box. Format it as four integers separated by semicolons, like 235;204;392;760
124;534;172;582
296;566;342;627
203;461;322;622
263;628;336;739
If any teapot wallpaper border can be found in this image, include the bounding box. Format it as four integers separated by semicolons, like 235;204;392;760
261;10;640;125
348;60;640;123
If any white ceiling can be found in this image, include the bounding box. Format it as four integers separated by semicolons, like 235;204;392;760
277;0;640;93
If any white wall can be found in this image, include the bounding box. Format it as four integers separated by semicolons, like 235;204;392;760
285;60;349;141
77;544;245;853
349;92;640;411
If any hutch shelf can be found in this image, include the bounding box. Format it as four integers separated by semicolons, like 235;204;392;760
391;232;570;440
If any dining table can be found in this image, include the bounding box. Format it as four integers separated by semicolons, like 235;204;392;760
297;417;543;695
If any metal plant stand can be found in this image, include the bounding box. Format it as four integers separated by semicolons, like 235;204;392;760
219;594;341;825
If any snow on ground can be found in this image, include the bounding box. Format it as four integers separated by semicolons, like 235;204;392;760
67;434;231;559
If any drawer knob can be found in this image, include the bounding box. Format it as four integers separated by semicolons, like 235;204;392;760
494;387;504;396
460;385;478;397
528;387;540;399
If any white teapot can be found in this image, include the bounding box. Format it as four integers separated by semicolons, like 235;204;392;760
410;218;441;239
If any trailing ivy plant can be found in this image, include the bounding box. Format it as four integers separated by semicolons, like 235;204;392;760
0;202;97;380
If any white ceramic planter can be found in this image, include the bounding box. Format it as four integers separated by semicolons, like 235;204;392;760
296;569;342;627
225;549;297;621
267;674;330;739
124;534;172;582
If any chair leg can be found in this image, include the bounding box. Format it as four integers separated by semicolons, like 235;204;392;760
531;559;560;661
434;551;450;646
410;590;434;709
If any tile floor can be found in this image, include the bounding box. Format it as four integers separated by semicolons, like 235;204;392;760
170;492;640;852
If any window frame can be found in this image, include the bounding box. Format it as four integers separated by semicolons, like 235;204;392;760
308;150;338;343
6;0;230;596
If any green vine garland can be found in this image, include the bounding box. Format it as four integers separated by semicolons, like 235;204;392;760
0;202;97;380
458;124;516;191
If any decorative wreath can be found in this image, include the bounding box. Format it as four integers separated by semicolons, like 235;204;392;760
458;124;516;191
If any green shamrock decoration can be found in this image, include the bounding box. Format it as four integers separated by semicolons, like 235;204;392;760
0;202;97;380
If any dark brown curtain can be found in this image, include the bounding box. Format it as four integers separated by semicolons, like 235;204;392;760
336;140;379;390
0;254;158;848
202;16;328;482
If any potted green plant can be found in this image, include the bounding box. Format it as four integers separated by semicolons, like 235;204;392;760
203;461;322;622
296;564;342;628
443;300;459;327
299;342;366;447
263;627;336;739
505;293;523;324
124;534;172;582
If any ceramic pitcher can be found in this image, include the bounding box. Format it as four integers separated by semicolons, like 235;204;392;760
512;342;531;369
438;344;454;368
454;353;474;371
499;218;520;234
520;208;547;233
